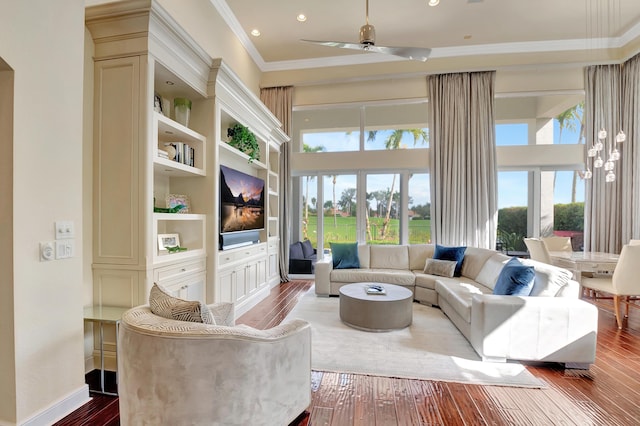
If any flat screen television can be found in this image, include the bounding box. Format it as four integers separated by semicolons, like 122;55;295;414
219;164;265;235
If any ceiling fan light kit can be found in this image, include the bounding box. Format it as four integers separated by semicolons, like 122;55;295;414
301;0;432;62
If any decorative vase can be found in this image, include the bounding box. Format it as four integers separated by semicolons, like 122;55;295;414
173;98;192;127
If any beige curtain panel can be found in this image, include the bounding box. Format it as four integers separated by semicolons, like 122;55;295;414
260;86;293;282
427;71;498;250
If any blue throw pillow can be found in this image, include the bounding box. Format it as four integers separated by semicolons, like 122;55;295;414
330;242;360;269
493;257;535;296
433;244;466;277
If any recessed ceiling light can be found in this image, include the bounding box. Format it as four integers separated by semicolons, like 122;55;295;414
251;29;261;37
165;80;175;86
428;0;440;6
297;14;307;22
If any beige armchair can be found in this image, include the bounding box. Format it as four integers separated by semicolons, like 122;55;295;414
117;303;311;426
541;236;572;252
581;244;640;329
523;238;552;264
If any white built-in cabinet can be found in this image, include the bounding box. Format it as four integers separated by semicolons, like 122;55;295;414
86;0;287;340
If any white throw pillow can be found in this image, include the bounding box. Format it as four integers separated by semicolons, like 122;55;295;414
423;258;457;278
149;283;215;324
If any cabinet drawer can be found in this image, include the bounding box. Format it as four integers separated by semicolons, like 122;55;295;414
219;243;267;266
154;259;206;283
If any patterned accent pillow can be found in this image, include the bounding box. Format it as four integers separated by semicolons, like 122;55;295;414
423;258;457;277
149;283;215;324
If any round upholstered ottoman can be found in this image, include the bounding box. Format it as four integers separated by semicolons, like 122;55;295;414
339;282;413;331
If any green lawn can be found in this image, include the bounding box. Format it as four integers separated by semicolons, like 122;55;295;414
303;215;431;248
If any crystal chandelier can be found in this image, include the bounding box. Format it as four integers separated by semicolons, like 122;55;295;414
584;128;625;182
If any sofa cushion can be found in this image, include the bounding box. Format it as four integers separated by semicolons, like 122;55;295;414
330;242;360;269
414;272;439;291
409;244;435;270
519;258;572;297
301;240;315;258
423;258;456;277
149;283;215;324
475;253;511;290
290;242;304;260
331;268;415;286
493;257;535;296
434;245;467;277
460;247;499;280
435;278;492;323
369;245;409;270
357;245;370;269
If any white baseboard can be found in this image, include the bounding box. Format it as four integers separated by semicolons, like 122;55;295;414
20;384;90;426
234;286;270;318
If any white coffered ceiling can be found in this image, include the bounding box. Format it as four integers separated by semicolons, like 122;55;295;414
215;0;640;72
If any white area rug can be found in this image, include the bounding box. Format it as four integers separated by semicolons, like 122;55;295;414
285;289;546;388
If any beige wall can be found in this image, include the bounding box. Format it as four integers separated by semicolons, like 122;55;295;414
0;0;88;423
158;0;262;96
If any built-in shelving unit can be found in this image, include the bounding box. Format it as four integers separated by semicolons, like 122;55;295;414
86;1;288;327
210;60;288;315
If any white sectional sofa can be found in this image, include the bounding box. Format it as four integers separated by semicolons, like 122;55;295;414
315;244;598;368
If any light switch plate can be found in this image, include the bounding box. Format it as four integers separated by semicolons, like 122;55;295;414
55;239;75;259
55;221;75;239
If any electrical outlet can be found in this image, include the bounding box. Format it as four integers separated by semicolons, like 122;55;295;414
56;239;75;259
40;242;55;261
55;220;75;239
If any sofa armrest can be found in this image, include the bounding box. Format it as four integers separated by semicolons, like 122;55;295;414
315;257;333;296
470;295;598;365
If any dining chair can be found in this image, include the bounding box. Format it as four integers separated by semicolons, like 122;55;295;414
581;244;640;329
541;236;572;252
523;238;552;264
629;239;640;246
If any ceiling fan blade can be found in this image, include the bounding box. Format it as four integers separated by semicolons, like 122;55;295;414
364;45;431;62
301;39;368;50
301;39;431;62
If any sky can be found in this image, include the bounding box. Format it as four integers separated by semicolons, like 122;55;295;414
302;119;585;210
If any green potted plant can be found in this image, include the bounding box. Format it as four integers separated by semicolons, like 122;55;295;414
227;123;260;163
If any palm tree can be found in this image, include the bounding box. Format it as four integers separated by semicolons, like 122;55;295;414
367;129;428;239
555;103;584;202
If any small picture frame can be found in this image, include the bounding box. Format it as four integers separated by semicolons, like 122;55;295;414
158;233;180;251
153;92;163;114
166;194;190;213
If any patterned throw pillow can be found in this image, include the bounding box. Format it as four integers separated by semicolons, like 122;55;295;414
423;258;457;277
149;283;215;324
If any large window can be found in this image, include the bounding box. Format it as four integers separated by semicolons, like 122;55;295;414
408;173;430;244
298;106;360;152
292;92;585;259
366;174;400;244
323;175;357;245
497;171;529;252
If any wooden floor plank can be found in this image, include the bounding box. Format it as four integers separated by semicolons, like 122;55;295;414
55;280;640;426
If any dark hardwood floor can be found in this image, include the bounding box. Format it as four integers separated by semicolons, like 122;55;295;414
55;280;640;426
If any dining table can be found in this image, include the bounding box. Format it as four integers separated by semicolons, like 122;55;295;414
548;250;620;283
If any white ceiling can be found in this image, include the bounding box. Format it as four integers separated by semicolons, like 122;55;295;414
215;0;640;72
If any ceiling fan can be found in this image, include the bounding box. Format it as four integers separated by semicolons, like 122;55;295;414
301;0;432;62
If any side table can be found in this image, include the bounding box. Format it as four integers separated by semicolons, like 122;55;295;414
83;305;128;395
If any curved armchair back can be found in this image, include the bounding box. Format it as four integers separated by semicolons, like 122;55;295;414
541;236;572;252
613;244;640;294
524;238;552;264
118;306;311;426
